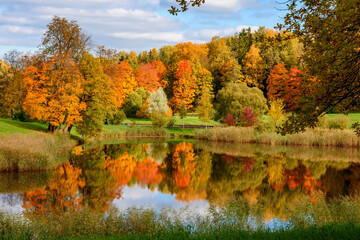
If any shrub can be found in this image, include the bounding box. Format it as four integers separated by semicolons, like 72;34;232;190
238;107;258;127
327;116;350;130
150;112;170;128
221;113;237;126
109;109;127;125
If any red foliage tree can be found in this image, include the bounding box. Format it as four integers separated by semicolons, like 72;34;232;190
238;107;258;127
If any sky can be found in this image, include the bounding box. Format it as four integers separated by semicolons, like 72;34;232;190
0;0;287;57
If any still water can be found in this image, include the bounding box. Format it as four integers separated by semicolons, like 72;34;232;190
1;139;360;226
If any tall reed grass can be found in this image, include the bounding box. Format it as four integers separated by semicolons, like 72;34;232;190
0;132;75;172
196;127;359;147
1;195;360;239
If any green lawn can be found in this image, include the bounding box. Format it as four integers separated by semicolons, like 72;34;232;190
0;118;48;134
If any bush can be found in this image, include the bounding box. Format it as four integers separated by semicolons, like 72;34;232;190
221;113;237;126
150;112;170;128
109;109;127;125
238;107;258;127
167;117;176;127
327;116;350;130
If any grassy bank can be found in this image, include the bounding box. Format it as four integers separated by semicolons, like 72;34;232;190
0;133;75;172
1;195;360;239
196;127;359;147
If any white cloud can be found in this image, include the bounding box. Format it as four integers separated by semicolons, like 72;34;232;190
111;32;185;43
196;0;257;12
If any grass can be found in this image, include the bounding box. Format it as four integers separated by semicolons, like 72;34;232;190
2;195;360;239
196;127;359;147
0;118;48;134
0;132;75;172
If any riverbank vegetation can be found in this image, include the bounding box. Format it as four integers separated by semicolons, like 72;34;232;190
0;133;75;172
196;127;359;147
1;195;360;239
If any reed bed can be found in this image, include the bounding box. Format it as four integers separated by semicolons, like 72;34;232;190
1;195;360;239
0;132;75;172
196;127;359;147
102;126;170;139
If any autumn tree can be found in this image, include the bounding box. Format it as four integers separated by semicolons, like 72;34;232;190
207;36;234;94
23;55;85;132
171;60;197;111
40;16;90;63
147;87;171;127
135;63;161;91
77;53;116;137
242;44;266;90
197;87;214;128
104;61;137;108
279;0;360;133
267;63;289;101
215;83;267;121
220;59;244;87
151;60;168;88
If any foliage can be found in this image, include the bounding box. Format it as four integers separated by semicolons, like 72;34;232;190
135;63;162;91
242;44;266;89
279;0;360;133
23;55;85;131
215;83;267;121
77;53;116;137
124;88;150;118
197;87;214;127
147;87;169;115
109;109;127;125
327;116;351;130
238;107;258;127
40;16;90;63
268;98;285;130
104;61;137;108
171;60;197;111
221;113;237;127
150;112;171;128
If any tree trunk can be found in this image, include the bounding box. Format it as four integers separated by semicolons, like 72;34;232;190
68;125;73;134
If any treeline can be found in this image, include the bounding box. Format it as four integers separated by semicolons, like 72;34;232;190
0;15;307;136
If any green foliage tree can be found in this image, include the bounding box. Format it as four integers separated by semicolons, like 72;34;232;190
215;83;267;121
124;88;150;118
197;87;213;128
77;53;116;137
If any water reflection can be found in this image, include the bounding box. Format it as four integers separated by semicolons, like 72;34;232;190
1;140;360;223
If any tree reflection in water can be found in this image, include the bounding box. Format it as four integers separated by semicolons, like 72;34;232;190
16;141;360;223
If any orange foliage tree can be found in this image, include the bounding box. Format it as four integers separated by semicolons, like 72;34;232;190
151;60;167;88
23;55;85;131
171;60;197;111
104;61;137;108
135;63;161;91
267;63;289;101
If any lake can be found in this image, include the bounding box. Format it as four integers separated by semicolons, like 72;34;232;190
1;139;360;229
